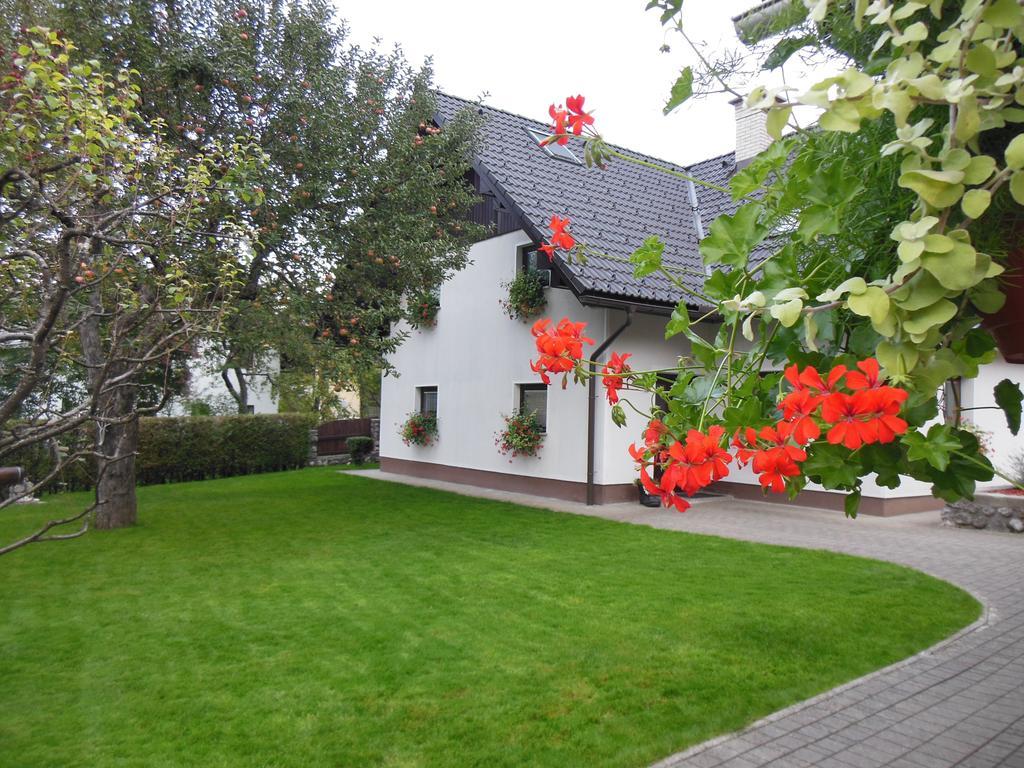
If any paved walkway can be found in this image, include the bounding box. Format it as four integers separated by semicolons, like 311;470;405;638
351;470;1024;767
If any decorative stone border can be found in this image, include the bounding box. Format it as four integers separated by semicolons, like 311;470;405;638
943;490;1024;533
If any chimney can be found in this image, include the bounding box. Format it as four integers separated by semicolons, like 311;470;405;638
731;96;773;168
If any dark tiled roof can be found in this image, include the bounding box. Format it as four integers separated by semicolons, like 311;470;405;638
434;92;742;308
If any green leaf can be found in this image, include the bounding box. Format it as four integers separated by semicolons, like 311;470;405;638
904;425;960;471
763;36;817;70
1006;135;1024;170
769;298;803;327
665;301;691;339
765;106;791;141
994;378;1023;435
798;204;840;241
631;236;666;278
700;203;766;268
920;240;980;290
802;443;861;489
1010;171;1024;205
984;0;1022;27
902;298;958;334
898;169;965;208
847;286;891;325
704;269;743;301
664;67;693;115
844;489;861;518
961;188;991;219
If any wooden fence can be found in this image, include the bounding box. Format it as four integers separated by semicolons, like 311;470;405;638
316;418;371;456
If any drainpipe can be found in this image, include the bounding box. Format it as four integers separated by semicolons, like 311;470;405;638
587;309;633;505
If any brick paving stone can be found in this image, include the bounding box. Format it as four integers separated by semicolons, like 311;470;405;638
357;471;1024;768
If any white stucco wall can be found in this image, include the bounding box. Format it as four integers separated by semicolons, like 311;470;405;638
380;230;606;483
962;354;1024;488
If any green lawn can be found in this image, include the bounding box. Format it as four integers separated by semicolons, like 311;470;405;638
0;468;978;768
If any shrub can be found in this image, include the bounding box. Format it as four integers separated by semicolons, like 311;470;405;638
400;412;438;446
7;413;317;492
347;436;375;464
500;270;546;321
495;410;544;458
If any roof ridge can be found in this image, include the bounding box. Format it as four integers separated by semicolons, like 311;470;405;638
432;90;735;176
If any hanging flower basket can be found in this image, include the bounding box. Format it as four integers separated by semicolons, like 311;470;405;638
409;294;440;329
499;270;547;321
400;412;438;446
495;410;544;458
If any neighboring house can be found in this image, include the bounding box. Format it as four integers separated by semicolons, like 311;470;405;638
379;92;1021;515
164;343;280;416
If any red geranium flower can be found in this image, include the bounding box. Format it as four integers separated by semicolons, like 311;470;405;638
778;388;822;445
547;103;569;145
601;352;632;404
633;425;731;513
565;95;594;135
529;317;593;385
784;363;847;393
540;214;576;257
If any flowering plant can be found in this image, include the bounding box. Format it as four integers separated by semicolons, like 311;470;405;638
409;293;440;329
525;2;1024;516
500;270;547;321
495;410;544;458
400;412;438;446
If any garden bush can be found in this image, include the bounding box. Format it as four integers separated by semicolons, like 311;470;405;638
346;436;375;464
7;413;315;492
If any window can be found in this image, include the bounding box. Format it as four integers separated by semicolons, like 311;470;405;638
518;246;554;288
520;246;552;274
525;127;580;164
418;386;438;416
518;384;547;432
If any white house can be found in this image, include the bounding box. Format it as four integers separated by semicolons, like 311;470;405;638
379;93;1022;515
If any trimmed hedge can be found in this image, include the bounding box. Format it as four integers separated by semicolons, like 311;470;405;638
136;414;316;485
6;413;316;492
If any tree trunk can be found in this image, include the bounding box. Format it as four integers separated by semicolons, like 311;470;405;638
93;395;138;529
80;290;139;529
222;366;250;413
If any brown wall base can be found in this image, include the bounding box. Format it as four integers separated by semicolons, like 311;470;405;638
380;457;636;505
707;481;944;517
380;458;943;516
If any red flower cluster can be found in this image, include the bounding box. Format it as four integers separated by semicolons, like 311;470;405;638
783;359;909;450
629;423;732;513
539;215;575;258
601;352;631;404
547;95;595;145
530;317;594;385
732;422;807;493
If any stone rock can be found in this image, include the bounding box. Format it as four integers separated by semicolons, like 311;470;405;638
1009;518;1024;533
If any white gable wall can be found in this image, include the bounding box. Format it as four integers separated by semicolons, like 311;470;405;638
380;229;607;483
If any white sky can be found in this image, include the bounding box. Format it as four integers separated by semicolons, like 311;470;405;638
338;0;832;167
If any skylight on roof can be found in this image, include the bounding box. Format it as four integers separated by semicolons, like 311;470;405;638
526;128;580;164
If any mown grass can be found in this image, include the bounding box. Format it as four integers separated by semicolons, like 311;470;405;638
0;468;979;768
